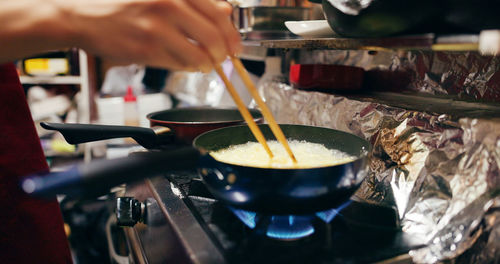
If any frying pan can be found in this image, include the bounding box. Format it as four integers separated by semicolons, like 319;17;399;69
22;124;370;215
41;107;263;148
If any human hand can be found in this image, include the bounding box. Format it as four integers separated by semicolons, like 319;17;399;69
63;0;242;71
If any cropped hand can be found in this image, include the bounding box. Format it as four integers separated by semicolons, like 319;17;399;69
0;0;242;72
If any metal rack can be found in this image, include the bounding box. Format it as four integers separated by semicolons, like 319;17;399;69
255;31;499;55
21;49;93;161
20;49;91;123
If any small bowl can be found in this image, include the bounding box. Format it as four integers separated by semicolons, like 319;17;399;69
285;20;337;38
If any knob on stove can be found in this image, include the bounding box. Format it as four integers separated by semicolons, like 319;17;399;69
116;197;146;227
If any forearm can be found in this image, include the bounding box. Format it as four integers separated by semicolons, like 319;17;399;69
0;0;241;71
0;0;76;63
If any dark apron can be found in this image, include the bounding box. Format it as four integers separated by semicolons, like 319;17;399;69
0;63;72;263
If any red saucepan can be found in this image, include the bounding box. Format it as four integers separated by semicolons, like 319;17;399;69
41;107;263;148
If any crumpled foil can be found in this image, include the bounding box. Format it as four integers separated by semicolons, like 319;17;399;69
291;50;500;103
260;81;500;263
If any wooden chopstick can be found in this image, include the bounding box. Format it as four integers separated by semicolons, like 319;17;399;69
230;57;298;163
214;65;274;159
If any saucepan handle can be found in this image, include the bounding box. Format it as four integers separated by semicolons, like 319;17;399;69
21;147;200;199
40;122;162;149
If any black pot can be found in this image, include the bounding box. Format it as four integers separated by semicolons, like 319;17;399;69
321;0;442;37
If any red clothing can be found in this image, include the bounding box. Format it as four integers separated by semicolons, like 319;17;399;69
0;63;72;263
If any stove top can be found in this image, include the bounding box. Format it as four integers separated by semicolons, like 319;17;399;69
124;170;426;264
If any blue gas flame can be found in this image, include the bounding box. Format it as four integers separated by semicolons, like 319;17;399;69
316;200;352;223
229;200;352;240
265;215;315;240
230;208;257;228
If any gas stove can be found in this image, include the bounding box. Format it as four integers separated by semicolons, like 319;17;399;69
118;170;426;264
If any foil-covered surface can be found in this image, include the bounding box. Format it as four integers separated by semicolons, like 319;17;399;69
260;81;500;263
291;50;500;102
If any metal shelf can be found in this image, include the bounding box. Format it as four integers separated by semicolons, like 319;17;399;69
20;50;93;162
20;75;82;85
257;31;499;55
260;34;434;50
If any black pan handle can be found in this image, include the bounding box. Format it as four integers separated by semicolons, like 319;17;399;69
41;122;162;149
21;146;200;199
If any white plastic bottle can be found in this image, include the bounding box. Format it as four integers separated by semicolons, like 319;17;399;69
123;86;139;127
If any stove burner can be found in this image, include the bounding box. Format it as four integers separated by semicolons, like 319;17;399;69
229;200;352;240
265;215;314;240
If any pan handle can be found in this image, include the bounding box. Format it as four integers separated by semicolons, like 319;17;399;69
21;146;200;199
41;122;162;149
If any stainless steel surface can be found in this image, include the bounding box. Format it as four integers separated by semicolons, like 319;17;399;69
123;178;225;264
233;7;311;40
229;0;305;7
261;34;435;49
259;81;500;263
239;42;268;61
257;32;500;54
124;226;147;264
145;177;226;264
106;215;131;264
259;33;488;51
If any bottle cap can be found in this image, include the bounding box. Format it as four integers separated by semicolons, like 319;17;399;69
124;86;137;102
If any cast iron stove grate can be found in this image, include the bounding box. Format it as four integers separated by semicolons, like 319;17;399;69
164;171;425;264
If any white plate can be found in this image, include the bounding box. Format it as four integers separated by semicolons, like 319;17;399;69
285;20;337;38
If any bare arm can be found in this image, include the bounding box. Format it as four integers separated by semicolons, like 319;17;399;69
0;0;242;72
0;0;73;62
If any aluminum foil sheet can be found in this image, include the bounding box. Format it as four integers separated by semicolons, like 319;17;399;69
291;50;500;102
259;81;500;263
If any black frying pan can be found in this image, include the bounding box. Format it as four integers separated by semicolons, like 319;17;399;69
22;124;370;215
